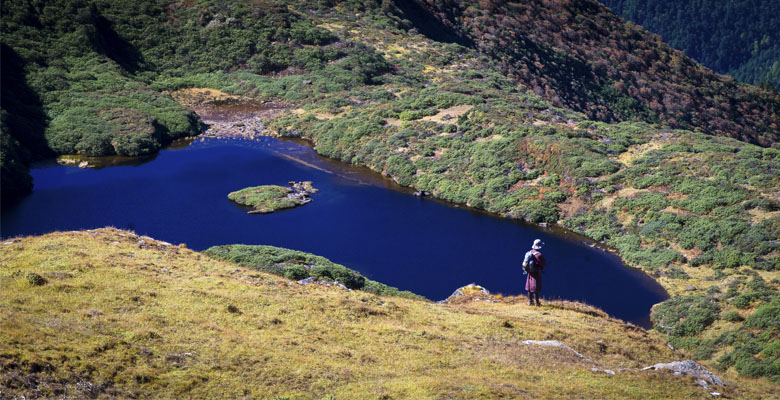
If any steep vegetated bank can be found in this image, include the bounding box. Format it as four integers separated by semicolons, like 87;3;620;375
2;0;779;383
3;229;778;398
600;0;780;91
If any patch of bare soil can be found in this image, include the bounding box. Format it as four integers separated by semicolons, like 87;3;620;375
168;88;290;139
558;197;587;219
421;104;473;123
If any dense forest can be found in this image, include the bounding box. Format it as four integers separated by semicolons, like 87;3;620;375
600;0;780;90
1;0;779;383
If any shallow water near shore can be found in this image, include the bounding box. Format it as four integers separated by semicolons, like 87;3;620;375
1;136;668;327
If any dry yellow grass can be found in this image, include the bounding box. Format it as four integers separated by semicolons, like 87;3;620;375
598;187;646;209
384;117;403;127
748;207;780;224
661;205;694;216
615;132;678;165
317;22;345;33
420;105;473;124
166;88;247;107
2;229;776;399
291;108;339;121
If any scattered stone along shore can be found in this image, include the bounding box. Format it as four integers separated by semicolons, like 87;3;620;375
54;89;287;169
56;156;92;169
55;153;157;169
228;181;318;214
168;88;289;140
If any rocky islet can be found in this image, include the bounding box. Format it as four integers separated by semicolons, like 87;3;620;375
228;181;318;214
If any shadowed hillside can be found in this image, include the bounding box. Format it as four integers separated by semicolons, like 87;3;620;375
600;0;780;91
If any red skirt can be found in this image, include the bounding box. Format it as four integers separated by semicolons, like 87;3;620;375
525;272;542;293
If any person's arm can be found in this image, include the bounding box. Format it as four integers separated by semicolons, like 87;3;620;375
522;251;531;267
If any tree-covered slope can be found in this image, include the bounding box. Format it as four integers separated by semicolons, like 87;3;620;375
600;0;780;91
406;0;780;146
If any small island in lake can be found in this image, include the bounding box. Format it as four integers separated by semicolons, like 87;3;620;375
228;181;318;214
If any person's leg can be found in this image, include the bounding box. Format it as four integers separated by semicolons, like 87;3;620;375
528;291;534;305
535;293;541;306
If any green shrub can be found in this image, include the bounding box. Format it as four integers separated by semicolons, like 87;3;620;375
227;185;298;212
311;264;365;289
732;294;754;309
544;190;567;203
282;265;310;280
385;154;416;186
722;311;744;322
575;159;620;177
652;295;720;336
691;339;716;360
744;302;780;329
522;200;559;223
717;298;780;380
26;272;47;286
665;267;690;279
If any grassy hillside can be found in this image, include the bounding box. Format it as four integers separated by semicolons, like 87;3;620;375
2;228;778;398
600;0;780;91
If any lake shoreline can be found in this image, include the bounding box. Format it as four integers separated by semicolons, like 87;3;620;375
4;95;668;327
2;134;668;326
172;94;663;289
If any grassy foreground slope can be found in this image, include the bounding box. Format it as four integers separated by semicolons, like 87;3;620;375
1;228;777;399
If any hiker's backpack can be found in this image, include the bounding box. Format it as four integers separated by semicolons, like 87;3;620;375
523;251;540;274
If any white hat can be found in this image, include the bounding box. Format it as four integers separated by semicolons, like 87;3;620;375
532;239;544;250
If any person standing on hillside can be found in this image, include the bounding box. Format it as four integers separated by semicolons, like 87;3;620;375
523;239;547;306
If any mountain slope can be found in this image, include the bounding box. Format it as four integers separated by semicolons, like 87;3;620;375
406;0;780;146
600;0;780;91
2;228;776;398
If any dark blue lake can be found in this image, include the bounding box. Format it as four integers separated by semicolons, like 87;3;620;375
1;136;667;326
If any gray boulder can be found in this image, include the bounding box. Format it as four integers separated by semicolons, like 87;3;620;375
642;360;723;389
